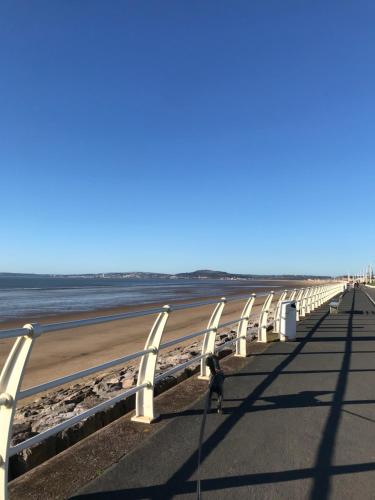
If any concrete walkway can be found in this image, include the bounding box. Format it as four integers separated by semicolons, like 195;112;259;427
73;287;375;499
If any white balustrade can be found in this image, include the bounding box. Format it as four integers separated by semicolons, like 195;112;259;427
258;291;275;343
274;290;288;334
235;293;256;358
0;281;344;499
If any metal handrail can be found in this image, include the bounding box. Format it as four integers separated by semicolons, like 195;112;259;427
0;292;271;341
0;294;257;341
0;327;31;341
159;328;213;350
36;307;169;335
218;317;247;329
216;335;244;352
154;353;207;383
17;348;153;401
9;383;148;457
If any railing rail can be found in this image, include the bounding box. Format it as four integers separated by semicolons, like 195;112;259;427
0;281;345;500
17;348;153;401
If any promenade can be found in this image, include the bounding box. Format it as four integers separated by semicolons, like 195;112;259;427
73;287;375;499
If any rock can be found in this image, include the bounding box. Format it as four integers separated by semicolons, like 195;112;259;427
157;363;173;371
188;350;199;356
178;353;192;362
57;411;77;420
92;381;122;396
11;431;38;446
32;415;63;434
75;396;102;413
121;378;134;390
120;370;134;380
108;383;123;392
163;355;182;365
13;422;31;435
52;401;76;412
22;410;34;418
108;377;121;384
61;391;86;405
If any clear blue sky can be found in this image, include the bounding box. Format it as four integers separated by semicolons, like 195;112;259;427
1;1;374;276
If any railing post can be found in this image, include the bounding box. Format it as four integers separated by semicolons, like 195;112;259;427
311;286;318;310
309;287;316;313
319;285;325;306
258;291;274;343
0;323;41;500
235;293;256;358
316;286;322;307
300;287;311;317
295;288;305;321
274;290;288;333
310;286;318;311
306;287;315;314
289;288;298;301
198;298;226;380
132;306;170;424
314;286;320;309
316;285;323;308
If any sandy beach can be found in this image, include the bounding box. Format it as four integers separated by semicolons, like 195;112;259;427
0;280;322;391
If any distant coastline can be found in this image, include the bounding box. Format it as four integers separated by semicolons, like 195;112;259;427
0;269;332;280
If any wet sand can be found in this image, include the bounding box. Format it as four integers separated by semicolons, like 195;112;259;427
0;280;321;390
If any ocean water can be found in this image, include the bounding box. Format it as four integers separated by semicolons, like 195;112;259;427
0;276;281;322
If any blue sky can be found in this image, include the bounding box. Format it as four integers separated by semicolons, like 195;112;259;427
1;1;374;276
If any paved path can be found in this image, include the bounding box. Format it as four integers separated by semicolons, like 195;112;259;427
74;288;375;499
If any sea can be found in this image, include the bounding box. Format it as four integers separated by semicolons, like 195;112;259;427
0;276;283;323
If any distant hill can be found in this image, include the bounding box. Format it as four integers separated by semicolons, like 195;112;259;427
175;270;330;280
176;269;231;278
0;270;331;280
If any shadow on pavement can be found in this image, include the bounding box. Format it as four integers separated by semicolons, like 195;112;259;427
74;290;373;500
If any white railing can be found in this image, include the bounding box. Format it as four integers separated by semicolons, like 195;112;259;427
0;282;344;499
